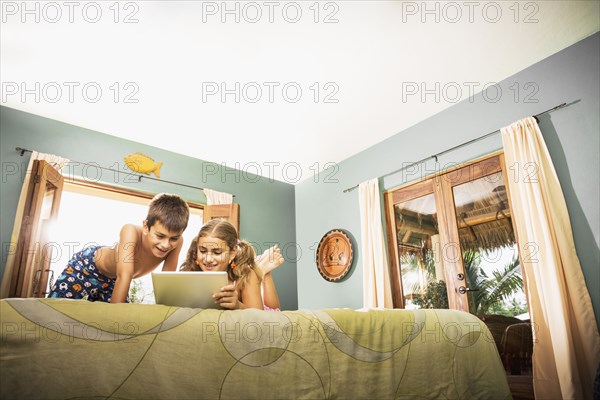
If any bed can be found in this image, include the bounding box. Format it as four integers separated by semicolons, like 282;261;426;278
0;298;511;399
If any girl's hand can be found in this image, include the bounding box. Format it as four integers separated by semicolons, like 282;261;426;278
213;284;240;309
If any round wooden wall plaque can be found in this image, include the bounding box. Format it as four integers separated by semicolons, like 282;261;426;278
316;229;353;282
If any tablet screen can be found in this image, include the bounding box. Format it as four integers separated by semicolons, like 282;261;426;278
151;271;228;308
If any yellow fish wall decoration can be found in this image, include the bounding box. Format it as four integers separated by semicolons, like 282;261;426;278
124;153;163;178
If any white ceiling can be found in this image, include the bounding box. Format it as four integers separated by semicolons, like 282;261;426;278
2;1;599;183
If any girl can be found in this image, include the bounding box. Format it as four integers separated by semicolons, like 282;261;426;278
180;219;283;310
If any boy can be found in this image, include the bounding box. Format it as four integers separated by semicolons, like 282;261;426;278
48;193;190;303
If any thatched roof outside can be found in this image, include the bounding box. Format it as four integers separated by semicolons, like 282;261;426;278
394;180;515;254
456;202;515;252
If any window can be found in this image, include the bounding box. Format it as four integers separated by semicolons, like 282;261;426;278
44;180;204;303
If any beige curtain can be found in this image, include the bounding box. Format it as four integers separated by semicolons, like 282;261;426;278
203;188;233;205
358;178;393;309
501;117;600;400
1;152;69;298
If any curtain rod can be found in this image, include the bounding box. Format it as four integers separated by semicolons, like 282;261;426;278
343;101;573;193
14;147;235;197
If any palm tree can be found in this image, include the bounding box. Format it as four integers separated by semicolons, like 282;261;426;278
400;248;444;306
462;249;523;315
410;248;524;315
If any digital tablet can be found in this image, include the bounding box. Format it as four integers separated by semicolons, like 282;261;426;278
151;271;228;308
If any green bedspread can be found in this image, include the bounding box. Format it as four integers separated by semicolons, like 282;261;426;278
0;299;511;399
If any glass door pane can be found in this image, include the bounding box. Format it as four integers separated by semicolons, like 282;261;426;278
451;172;526;316
394;193;448;309
451;171;532;377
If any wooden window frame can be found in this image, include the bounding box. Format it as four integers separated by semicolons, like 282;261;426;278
65;177;205;210
66;179;240;234
10;160;64;297
10;171;208;298
203;204;240;233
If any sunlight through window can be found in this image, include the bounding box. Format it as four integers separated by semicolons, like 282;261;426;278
47;183;203;304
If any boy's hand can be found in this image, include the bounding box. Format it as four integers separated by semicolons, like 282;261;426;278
213;284;240;309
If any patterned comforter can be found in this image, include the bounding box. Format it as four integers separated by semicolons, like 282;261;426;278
0;299;511;399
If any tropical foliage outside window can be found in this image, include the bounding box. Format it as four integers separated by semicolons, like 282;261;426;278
384;154;529;319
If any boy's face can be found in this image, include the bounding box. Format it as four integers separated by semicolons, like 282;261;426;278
196;236;234;272
143;220;183;258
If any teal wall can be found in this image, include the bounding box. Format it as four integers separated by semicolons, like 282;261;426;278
0;106;298;310
296;33;600;327
2;34;598;319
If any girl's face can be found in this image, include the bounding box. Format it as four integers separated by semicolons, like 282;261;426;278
196;235;234;272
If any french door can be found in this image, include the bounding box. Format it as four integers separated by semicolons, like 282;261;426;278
384;153;527;315
384;153;533;385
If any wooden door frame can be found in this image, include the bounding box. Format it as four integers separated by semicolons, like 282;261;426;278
384;152;516;311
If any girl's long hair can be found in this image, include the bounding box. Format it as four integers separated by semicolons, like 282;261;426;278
180;219;262;291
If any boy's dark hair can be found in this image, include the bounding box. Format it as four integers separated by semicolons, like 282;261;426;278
146;193;190;232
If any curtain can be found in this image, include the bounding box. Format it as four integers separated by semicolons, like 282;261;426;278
203;188;233;205
358;178;393;309
1;152;69;298
501;116;600;399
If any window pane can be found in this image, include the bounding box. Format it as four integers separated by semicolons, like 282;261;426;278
451;172;531;377
451;171;527;318
394;193;448;309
